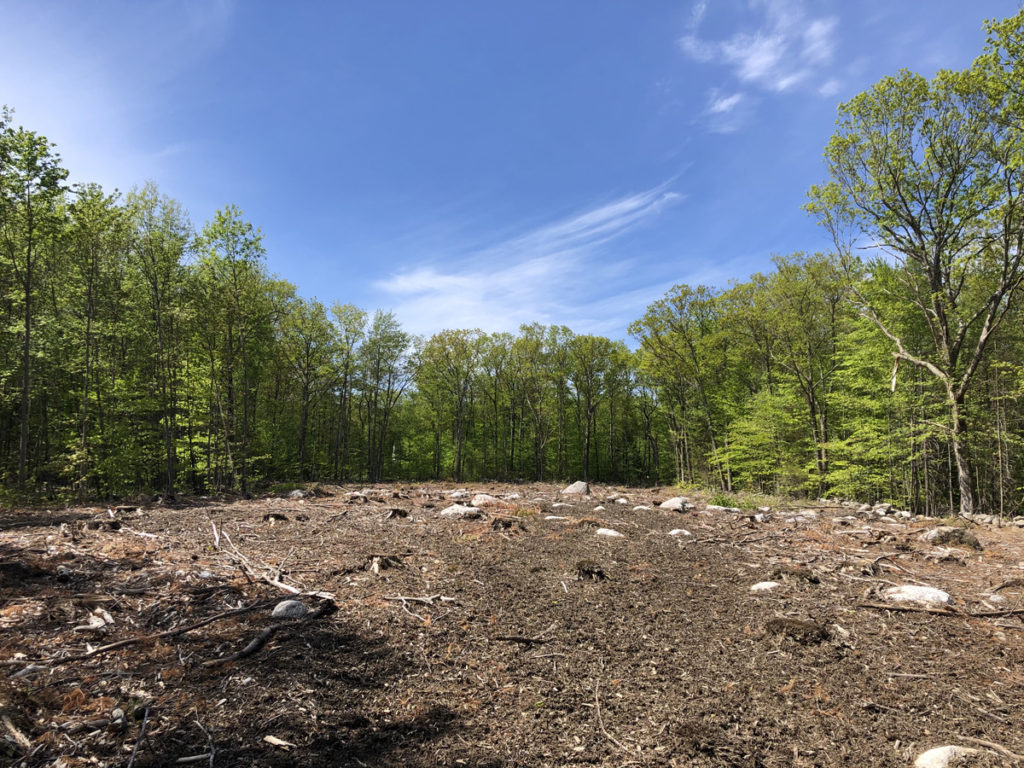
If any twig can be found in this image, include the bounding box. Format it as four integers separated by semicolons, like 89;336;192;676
858;602;1024;618
494;635;549;645
4;599;277;667
383;594;455;605
957;735;1024;763
593;678;631;755
203;599;337;666
175;755;213;765
857;602;957;615
2;714;31;750
222;531;334;599
126;704;151;768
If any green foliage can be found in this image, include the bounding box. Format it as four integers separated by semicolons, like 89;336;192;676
3;11;1024;514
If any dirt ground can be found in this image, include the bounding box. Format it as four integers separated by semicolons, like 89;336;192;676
2;484;1023;768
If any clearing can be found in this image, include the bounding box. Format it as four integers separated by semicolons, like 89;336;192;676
2;484;1023;767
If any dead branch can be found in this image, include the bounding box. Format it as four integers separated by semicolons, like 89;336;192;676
202;599;337;667
2;714;31;750
126;704;151;768
221;530;334;599
383;594;456;605
857;602;1024;618
4;599;278;667
957;735;1024;763
593;678;632;755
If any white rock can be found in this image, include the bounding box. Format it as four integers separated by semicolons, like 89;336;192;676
544;515;568;521
668;529;692;537
984;593;1007;604
447;489;469;499
595;528;624;538
706;504;742;513
272;600;307;619
552;502;574;509
440;504;481;518
633;505;652;511
757;506;771;512
896;510;912;519
471;493;503;507
659;497;689;511
504;493;521;500
753;513;767;523
561;481;590;495
615;497;629;505
913;746;979;768
883;585;952;605
750;581;781;593
288;488;306;499
592;505;605;511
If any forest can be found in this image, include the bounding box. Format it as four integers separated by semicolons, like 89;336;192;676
3;12;1024;518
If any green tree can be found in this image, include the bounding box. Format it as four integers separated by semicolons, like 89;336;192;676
0;109;68;487
808;44;1024;515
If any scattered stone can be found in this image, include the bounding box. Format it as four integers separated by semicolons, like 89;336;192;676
552;502;574;509
784;509;819;523
615;497;629;505
271;600;307;619
471;494;503;508
753;513;767;523
895;510;912;519
440;504;481;519
764;618;828;644
873;502;892;514
921;526;982;551
544;515;568;521
575;560;606;580
668;528;692;537
706;504;742;513
913;746;979;768
883;585;952;605
757;506;771;513
447;489;469;499
1014;516;1024;527
561;481;590;496
344;491;368;504
287;489;306;499
504;493;522;500
856;503;872;515
659;497;689;511
749;581;781;593
593;505;606;511
595;528;624;538
633;505;652;511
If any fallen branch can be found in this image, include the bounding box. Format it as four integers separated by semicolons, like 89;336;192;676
594;678;631;755
383;594;455;605
857;602;1024;618
126;704;151;768
957;735;1024;763
202;598;337;667
2;714;31;750
494;635;549;645
221;531;334;599
4;599;277;667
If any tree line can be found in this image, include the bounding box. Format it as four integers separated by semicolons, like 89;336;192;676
3;12;1024;516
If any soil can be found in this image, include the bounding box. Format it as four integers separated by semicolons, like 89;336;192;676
2;484;1023;767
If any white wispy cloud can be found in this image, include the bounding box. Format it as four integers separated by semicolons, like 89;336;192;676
679;0;839;99
0;1;234;194
708;92;744;114
373;185;683;336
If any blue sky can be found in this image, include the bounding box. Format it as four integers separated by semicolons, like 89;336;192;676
1;0;1015;337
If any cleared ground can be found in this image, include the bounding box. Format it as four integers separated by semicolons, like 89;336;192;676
2;484;1023;767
